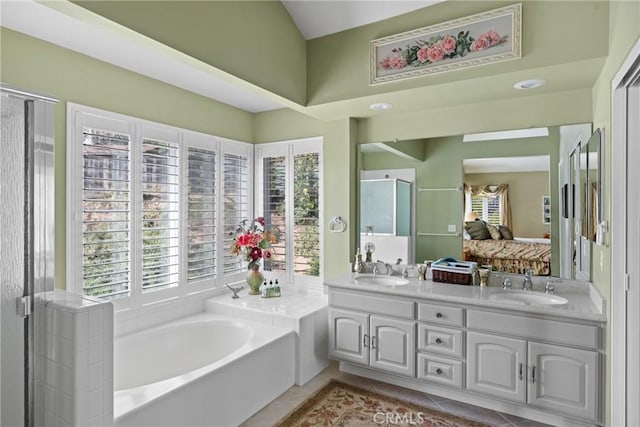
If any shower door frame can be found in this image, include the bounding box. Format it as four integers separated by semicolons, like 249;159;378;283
1;84;57;427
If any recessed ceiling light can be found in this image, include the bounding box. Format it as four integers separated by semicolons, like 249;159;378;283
513;79;546;90
369;102;392;111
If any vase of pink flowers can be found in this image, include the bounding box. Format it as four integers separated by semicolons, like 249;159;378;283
231;217;278;295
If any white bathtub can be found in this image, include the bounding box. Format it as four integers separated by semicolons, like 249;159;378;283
113;313;295;427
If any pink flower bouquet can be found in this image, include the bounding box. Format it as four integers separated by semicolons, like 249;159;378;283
231;217;278;270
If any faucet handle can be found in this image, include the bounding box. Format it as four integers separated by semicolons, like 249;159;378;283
545;281;558;294
503;278;512;290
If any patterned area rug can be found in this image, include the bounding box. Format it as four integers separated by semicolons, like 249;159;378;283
274;380;490;427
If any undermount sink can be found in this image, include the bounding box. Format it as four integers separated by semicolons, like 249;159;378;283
354;275;409;287
489;291;568;307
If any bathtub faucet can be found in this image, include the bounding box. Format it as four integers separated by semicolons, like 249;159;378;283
226;284;243;299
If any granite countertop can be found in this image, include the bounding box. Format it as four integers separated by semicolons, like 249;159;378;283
325;273;606;322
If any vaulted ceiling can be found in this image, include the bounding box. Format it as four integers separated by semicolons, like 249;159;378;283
1;1;610;121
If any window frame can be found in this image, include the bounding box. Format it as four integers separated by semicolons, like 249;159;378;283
254;137;323;287
67;103;252;311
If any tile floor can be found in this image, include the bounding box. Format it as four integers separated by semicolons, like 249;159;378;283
241;362;551;427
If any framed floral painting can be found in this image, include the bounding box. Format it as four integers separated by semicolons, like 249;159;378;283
370;3;522;85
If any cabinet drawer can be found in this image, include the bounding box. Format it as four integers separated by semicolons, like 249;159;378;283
330;290;414;319
467;310;599;349
417;324;463;358
417;303;463;326
417;353;463;388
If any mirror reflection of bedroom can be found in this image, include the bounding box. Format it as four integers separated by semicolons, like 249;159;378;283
462;156;553;276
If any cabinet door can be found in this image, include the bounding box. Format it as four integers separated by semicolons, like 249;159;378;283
528;342;598;421
329;308;369;365
370;315;415;376
467;332;527;403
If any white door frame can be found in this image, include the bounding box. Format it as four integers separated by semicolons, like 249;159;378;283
611;37;640;427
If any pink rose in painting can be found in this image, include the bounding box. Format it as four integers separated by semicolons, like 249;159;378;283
441;35;457;53
485;30;501;45
379;57;392;70
471;36;490;51
417;46;429;63
380;54;407;70
427;45;445;63
389;55;407;69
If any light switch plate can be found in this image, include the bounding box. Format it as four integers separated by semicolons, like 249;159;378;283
448;224;457;232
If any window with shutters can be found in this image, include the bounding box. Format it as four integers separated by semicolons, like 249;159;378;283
470;194;502;226
262;155;287;273
255;138;323;285
293;153;320;277
81;127;131;299
142;138;180;293
187;147;216;282
68;103;252;307
222;152;250;274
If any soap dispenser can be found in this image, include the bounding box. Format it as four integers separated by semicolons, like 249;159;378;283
260;280;267;298
354;248;363;273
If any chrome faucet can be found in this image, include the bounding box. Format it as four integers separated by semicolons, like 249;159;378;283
384;263;393;276
522;269;533;291
226;283;243;299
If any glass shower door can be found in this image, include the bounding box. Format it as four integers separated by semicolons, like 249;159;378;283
1;86;56;427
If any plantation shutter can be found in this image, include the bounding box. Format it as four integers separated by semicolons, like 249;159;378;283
293;153;320;277
471;194;501;226
82;127;131;298
262;155;287;273
223;152;249;273
470;196;484;220
187;147;216;282
141;138;180;292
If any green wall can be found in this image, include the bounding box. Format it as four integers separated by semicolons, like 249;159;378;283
590;2;640;426
361;129;560;276
307;1;609;106
71;0;307;105
1;27;254;290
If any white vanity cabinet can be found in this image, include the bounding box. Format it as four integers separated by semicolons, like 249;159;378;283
467;310;600;421
329;308;369;365
527;341;598;420
467;332;527;402
327;282;604;426
369;315;415;376
329;291;415;376
416;302;465;388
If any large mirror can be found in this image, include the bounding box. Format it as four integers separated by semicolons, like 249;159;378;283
585;129;602;242
357;124;602;280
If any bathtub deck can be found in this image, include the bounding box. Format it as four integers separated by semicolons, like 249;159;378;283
205;285;329;386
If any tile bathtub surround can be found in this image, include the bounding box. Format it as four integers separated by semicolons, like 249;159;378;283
113;287;225;337
205;284;329;385
43;290;113;427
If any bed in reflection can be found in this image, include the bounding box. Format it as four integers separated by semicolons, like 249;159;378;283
463;237;551;275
